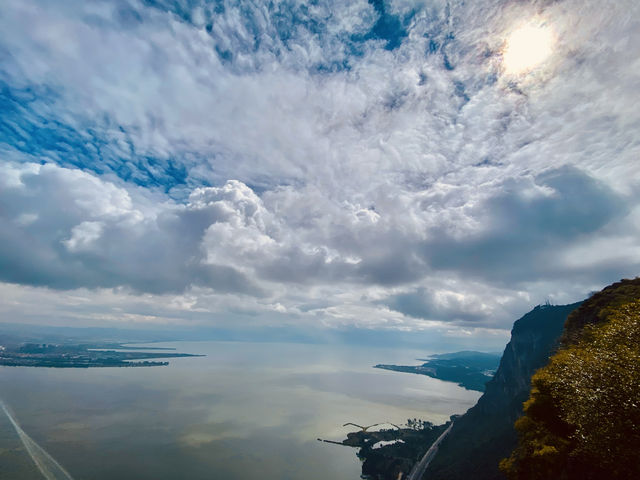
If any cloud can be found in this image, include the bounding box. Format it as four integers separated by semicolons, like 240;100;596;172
421;166;632;284
386;287;492;325
0;0;638;338
0;162;263;295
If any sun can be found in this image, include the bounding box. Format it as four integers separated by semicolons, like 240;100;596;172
503;23;554;75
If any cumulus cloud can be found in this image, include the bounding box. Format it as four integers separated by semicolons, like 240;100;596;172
0;162;264;295
0;0;638;338
421;166;631;283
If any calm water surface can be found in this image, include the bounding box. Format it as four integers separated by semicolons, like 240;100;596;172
0;341;480;480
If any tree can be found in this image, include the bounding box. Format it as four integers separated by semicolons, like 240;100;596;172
501;298;640;480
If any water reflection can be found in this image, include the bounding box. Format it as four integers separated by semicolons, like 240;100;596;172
0;341;480;480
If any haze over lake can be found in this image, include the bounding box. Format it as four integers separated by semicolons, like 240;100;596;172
0;341;480;480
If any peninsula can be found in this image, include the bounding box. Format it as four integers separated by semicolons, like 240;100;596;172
0;342;201;368
375;351;500;392
320;420;451;480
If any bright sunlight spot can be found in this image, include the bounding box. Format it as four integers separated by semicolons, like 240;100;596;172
503;23;554;75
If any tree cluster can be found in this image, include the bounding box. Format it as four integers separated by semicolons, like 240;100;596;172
500;295;640;480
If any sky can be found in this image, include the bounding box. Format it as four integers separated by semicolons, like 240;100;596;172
0;0;638;348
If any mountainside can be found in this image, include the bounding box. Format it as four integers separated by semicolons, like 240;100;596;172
501;278;640;480
424;302;582;480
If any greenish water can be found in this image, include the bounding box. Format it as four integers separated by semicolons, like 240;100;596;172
0;341;480;480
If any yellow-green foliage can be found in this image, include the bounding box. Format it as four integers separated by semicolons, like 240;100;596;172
500;291;640;480
562;278;640;344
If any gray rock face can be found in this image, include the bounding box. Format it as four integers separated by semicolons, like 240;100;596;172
424;302;581;480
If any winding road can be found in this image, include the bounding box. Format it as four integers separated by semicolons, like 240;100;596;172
406;422;454;480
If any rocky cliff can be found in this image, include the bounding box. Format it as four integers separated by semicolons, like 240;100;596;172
501;278;640;480
424;302;581;480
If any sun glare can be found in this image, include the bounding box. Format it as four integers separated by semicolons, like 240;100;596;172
503;23;554;75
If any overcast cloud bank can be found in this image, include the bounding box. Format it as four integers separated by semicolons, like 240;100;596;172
0;0;639;344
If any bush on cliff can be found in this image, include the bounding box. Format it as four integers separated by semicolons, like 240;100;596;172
500;279;640;480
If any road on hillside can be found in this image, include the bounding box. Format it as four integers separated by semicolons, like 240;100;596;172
406;422;454;480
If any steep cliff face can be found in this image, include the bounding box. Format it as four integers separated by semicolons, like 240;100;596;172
501;278;640;480
424;302;581;480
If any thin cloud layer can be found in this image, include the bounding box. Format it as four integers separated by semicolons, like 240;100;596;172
0;0;638;339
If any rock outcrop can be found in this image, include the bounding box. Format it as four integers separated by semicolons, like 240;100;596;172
424;302;581;480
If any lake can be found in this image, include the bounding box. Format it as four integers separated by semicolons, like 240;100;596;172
0;341;481;480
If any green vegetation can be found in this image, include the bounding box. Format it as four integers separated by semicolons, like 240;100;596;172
406;303;579;480
331;420;449;480
500;278;640;480
375;351;500;391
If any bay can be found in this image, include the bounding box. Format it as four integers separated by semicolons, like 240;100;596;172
0;341;481;480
